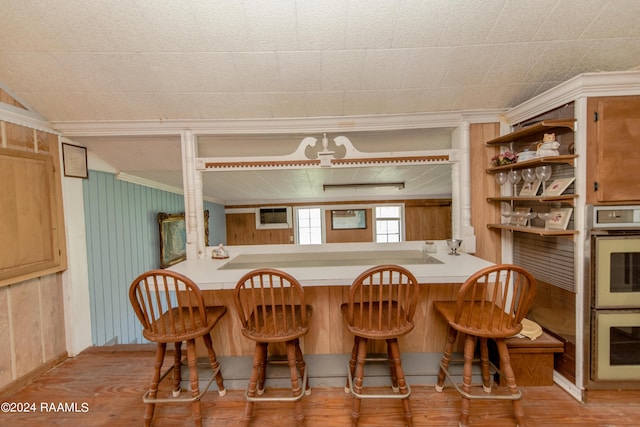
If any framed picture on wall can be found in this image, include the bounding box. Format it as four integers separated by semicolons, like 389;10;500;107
158;210;209;268
331;209;367;230
62;143;88;178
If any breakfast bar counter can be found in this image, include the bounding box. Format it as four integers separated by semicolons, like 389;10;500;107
168;241;494;358
169;241;493;290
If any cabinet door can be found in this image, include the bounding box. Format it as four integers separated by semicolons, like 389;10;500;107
588;96;640;203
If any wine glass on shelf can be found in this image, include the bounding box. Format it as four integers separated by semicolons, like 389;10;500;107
501;207;514;225
508;170;521;197
522;168;536;194
522;212;538;227
535;165;552;194
537;212;553;229
494;171;508;186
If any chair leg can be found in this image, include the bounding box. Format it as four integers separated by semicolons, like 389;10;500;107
286;340;305;427
243;342;266;424
351;337;368;427
346;336;359;393
257;342;268;395
479;337;491;393
386;339;399;392
294;338;311;395
145;343;166;427
388;339;413;427
436;326;458;392
185;339;203;427
202;332;226;396
496;339;525;426
459;334;477;427
172;341;182;397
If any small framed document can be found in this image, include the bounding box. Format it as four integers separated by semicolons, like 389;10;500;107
543;177;575;197
546;208;573;230
62;143;88;179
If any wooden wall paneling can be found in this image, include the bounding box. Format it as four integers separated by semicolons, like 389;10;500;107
0;89;26;109
39;273;66;361
324;208;373;243
226;212;291;245
404;201;452;241
0;286;11;388
11;278;43;378
469;123;502;263
4;122;34;151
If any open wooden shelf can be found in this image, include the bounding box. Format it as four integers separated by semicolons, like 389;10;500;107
485;119;576;146
487;223;578;237
487;194;577;206
487;154;578;173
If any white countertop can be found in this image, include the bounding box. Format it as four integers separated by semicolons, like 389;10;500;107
168;241;494;290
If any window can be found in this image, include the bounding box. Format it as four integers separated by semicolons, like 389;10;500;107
296;208;322;245
374;205;402;243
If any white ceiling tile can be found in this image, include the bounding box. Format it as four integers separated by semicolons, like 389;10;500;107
343;91;384;115
486;0;555;43
344;1;399;49
269;92;309;117
441;46;501;86
321;50;367;91
360;49;411;90
524;40;593;82
277;51;323;91
392;0;451;48
241;0;298;51
380;89;421;114
305;91;345;117
438;0;504;46
230;93;275;118
415;86;464;112
483;43;549;85
402;47;455;88
532;0;609;41
295;0;348;50
232;52;282;91
575;39;640;73
582;0;640;38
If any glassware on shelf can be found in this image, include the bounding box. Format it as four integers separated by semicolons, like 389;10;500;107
522;212;538;227
535;165;552;194
494;171;508;186
522;168;536;194
537;212;553;229
508;170;521;197
501;208;515;225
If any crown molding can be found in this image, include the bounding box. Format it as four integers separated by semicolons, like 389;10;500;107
50;109;504;138
504;71;640;125
0;103;56;134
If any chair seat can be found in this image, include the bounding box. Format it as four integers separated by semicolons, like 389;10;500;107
341;301;414;339
242;305;312;343
433;301;521;339
143;305;227;343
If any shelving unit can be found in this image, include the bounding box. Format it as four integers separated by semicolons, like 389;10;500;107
486;117;577;238
485;119;575;146
486;223;579;237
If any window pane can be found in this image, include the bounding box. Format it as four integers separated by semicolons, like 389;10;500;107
297;208;322;245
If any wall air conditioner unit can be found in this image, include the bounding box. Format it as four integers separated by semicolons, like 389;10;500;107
255;207;292;230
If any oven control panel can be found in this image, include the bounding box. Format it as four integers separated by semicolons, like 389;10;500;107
592;205;640;229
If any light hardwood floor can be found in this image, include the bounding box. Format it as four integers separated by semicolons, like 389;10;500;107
1;345;639;426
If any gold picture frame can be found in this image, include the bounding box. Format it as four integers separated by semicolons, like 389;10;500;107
158;210;209;268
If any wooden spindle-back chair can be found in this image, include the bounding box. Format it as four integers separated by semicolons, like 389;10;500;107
433;264;536;427
233;268;312;427
341;264;420;427
129;269;227;427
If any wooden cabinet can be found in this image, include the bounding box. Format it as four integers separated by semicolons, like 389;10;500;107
586;96;640;204
485;119;578;237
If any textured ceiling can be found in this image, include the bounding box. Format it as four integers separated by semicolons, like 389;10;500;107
1;0;639;203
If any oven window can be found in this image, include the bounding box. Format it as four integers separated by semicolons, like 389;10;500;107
609;252;640;293
610;326;640;365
